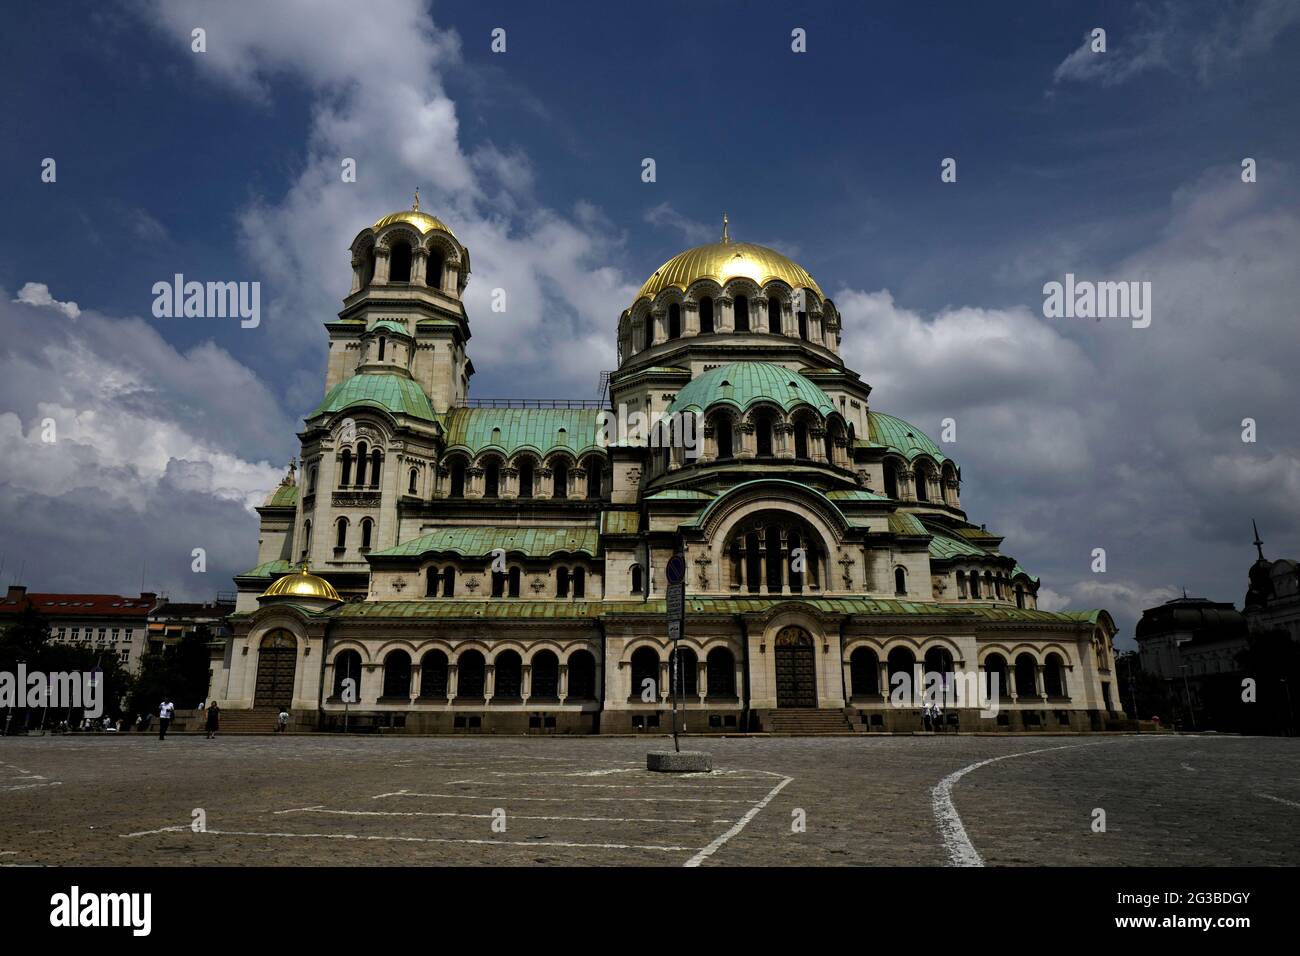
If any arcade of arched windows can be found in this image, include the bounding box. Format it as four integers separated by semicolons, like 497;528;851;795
723;514;828;596
328;643;602;706
951;567;1037;608
843;641;1071;705
624;643;740;704
335;438;385;491
695;405;851;470
619;280;840;359
883;456;961;507
434;449;610;501
349;229;465;298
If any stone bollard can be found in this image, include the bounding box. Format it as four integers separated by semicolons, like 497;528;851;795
647;750;712;773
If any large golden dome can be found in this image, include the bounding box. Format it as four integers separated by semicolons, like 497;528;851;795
260;564;342;602
633;222;823;307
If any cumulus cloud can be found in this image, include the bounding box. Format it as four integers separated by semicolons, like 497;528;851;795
139;0;638;402
0;289;293;597
14;282;81;319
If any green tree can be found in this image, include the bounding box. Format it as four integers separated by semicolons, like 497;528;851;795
127;624;215;717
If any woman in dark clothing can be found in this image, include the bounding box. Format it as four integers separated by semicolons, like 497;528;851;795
205;701;220;739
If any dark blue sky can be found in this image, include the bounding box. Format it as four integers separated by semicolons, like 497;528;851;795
1;0;1297;623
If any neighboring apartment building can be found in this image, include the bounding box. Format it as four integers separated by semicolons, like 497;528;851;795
146;596;236;655
0;585;157;673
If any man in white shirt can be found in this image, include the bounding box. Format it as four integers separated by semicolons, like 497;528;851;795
158;698;175;740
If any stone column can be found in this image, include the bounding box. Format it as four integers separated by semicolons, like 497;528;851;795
485;664;496;704
350;256;365;294
683;301;699;336
373;247;391;285
466;465;484;499
879;661;890;703
409;664;422;704
502;466;518;499
411;246;428;286
737;422;756;459
658;661;670;703
697;660;707;703
651;309;666;346
447;664;458;701
521;665;532;705
558;664;568;704
718;295;734;333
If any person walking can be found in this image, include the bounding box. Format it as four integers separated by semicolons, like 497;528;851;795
934;702;945;733
277;707;290;734
921;700;933;732
158;698;175;740
205;701;220;739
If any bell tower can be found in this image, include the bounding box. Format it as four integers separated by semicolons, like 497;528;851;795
324;193;475;413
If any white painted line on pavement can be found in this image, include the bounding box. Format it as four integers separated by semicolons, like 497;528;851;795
1256;792;1300;810
684;774;793;868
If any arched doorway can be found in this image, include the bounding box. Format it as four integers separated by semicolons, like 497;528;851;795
255;630;297;708
774;626;817;707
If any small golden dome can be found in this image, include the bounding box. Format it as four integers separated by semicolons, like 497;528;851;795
371;188;457;240
260;563;342;602
633;222;823;307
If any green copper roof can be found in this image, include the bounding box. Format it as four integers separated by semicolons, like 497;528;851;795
368;319;411;336
262;484;299;508
372;527;600;559
600;511;640;535
887;511;929;536
236;559;294;579
927;529;989;559
825;489;888;502
311;373;436;423
1012;562;1041;584
687;479;853;529
667;362;835;417
867;411;949;464
646;489;715;501
440;407;606;459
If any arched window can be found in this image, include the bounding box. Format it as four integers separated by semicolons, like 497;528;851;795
491;567;506;598
630;564;643;594
508;566;521;598
425;566;439;597
586;460;602;499
332;650;362;700
531;651;560;700
307;465;317;494
924;647;956;705
420;650;448;699
797;309;808;340
517;457;534;499
449;459;466;498
1015;653;1039;698
572;566;585;599
767;298;781;333
754;413;774;457
915;466;929;502
630;647;659;701
699;297;714;333
983;654;1011;701
557;566;570;599
382;651;411;698
377;336;386;361
339;449;353;487
673;646;698;698
734;294;749;332
884;462;898;499
706;647;736;698
335;517;348;550
389;241;412;282
301;519;312;560
484;459;500;499
355;441;368;486
956;570;967;599
970;572;982;599
370;449;381;488
887;648;916;701
442;566;456;597
984;571;994;600
894;566;907;595
850;647;879;698
713;414;733;459
794;421;809;459
426;250;444;290
495;651;523;700
360;517;373;551
1044;653;1067;698
1015;585;1025;609
568;650;597;700
668;303;681;339
457;650;486;700
408;467;418;495
642;315;653;351
552;460;568;498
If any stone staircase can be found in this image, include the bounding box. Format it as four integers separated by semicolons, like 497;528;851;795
207;708;282;734
762;708;859;734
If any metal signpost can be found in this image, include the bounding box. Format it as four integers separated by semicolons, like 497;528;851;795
665;552;686;753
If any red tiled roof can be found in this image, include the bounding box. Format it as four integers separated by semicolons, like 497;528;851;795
0;592;157;619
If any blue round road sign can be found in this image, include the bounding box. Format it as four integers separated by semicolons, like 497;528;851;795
666;553;686;586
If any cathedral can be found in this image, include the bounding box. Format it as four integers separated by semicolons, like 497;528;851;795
212;199;1121;733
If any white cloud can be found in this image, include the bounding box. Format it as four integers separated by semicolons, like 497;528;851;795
14;282;81;319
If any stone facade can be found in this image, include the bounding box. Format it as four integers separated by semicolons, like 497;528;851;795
214;204;1121;733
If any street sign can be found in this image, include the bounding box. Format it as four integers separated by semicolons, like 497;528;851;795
666;552;686;586
666;582;684;621
667;619;681;641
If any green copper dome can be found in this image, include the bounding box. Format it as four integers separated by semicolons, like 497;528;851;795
310;373;436;423
667;362;835;417
867;411;948;464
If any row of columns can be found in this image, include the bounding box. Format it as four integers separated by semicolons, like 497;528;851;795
889;465;961;507
728;531;826;595
340;660;583;706
844;660;1069;703
435;461;607;500
627;296;833;356
351;243;462;296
